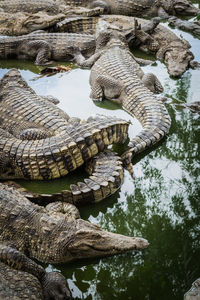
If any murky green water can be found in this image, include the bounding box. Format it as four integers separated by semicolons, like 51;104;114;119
0;12;200;300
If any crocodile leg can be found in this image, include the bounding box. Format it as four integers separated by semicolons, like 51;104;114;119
0;243;70;299
17;40;52;65
132;56;154;66
0;243;45;280
74;50;103;68
141;73;164;94
90;74;123;102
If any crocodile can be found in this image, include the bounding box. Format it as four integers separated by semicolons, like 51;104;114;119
100;15;197;78
0;259;70;299
0;0;61;15
57;0;200;17
0;69;129;204
0;11;66;36
168;16;200;38
144;17;197;77
0;182;148;265
0;32;96;65
75;20;171;164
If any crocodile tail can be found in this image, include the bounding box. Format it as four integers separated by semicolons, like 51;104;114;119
122;94;171;165
13;150;124;205
55;16;98;34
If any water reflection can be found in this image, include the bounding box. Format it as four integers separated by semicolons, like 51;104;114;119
61;101;199;299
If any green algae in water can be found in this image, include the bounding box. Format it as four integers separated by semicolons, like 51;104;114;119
0;15;200;300
16;167;88;194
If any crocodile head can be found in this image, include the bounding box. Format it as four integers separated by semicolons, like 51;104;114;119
157;42;194;77
165;47;194;77
23;12;65;32
173;0;200;16
39;218;149;264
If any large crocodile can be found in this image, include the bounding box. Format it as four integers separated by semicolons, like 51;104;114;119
0;69;129;204
59;0;200;17
0;32;96;65
0;182;148;264
75;20;171;164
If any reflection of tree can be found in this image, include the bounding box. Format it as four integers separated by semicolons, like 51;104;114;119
155;103;199;173
57;155;199;299
172;72;191;102
51;81;199;299
57;190;199;300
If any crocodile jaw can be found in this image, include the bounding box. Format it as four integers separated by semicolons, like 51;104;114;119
67;219;149;261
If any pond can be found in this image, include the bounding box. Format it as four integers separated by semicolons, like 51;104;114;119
0;10;199;300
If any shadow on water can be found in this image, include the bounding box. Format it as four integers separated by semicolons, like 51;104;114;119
0;8;200;299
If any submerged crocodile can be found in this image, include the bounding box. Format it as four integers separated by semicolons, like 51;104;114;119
0;32;96;65
59;0;200;17
0;69;129;204
75;21;171;164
